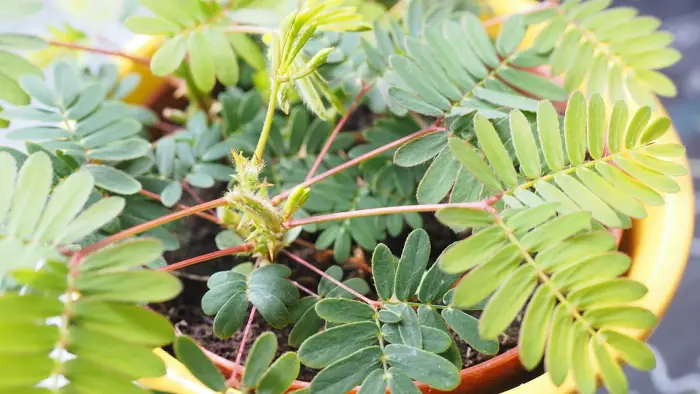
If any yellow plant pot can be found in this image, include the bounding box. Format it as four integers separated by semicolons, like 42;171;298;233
120;0;694;392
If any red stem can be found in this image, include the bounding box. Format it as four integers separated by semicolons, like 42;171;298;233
281;249;378;306
138;189;220;224
159;243;253;272
305;83;372;181
48;40;151;65
285;202;490;228
79;198;228;256
271;125;445;205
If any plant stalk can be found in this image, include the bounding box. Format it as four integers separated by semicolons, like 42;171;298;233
160;243;254;272
138;189;220;224
253;78;280;163
271;125;446;205
48;40;151;65
304;83;372;181
79;198;228;257
281;249;378;306
284;202;490;228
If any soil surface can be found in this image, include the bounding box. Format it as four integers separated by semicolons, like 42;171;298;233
156;189;529;383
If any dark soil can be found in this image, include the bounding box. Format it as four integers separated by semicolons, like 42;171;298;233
157;187;527;382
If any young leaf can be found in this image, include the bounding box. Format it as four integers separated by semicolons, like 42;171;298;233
394;229;430;301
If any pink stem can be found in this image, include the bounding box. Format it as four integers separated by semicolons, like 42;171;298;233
281;249;377;306
305;83;372;181
138;189;220;224
288;279;320;298
271;126;446;206
227;306;257;386
159;244;254;272
285;202;491;228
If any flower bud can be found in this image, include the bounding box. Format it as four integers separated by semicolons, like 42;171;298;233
283;185;311;219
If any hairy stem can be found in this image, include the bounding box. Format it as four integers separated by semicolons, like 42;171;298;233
138;189;220;224
281;249;378;306
160;243;254;272
271;125;446;205
254;78;280;162
305;83;372;181
181;182;218;217
79;198;228;256
284;201;490;228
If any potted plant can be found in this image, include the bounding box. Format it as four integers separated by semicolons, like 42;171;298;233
0;0;692;394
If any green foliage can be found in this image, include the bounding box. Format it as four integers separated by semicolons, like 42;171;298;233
271;0;370;120
370;12;566;118
152;112;234;207
298;229;496;394
202;263;369;341
0;151;180;393
0;152;123;279
528;0;679;106
436;205;658;394
127;0;267;91
450;92;685;228
2;61;153;194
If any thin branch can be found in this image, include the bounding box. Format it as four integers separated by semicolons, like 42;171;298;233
271;125;446;205
288;279;319;298
305;83;372;181
181;182;218;217
79;198;228;256
285;202;490;228
482;0;559;28
226;306;257;387
159;243;254;272
138;189;220;224
281;249;378;306
48;40;151;65
223;25;276;35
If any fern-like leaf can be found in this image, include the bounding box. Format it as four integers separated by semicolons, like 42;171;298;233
0;151;180;392
437;205;656;394
450;92;686;228
528;0;680;106
377;13;567;118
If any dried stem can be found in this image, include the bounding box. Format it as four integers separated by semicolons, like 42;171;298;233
159;243;254;272
271;125;446;205
285;201;491;228
281;249;378;306
305;83;372;181
138;189;220;224
79;198;228;256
